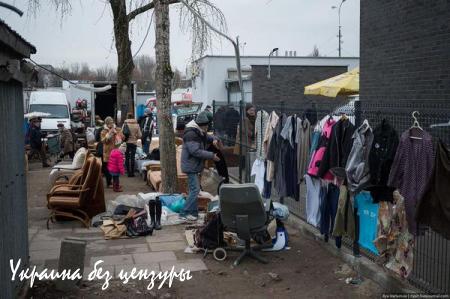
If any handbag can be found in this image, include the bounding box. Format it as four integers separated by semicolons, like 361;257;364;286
123;209;153;237
122;123;130;142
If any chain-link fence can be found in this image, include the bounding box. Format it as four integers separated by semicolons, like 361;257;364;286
212;98;450;294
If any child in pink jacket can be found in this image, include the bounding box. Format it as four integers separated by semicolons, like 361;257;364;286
108;143;126;192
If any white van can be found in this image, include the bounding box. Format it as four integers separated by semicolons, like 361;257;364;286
28;91;71;135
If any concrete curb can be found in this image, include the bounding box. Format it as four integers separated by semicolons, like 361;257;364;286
285;214;420;294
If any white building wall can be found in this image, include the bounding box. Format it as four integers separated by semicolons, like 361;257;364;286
191;56;359;107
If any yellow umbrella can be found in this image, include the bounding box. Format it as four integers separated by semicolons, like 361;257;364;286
304;67;359;98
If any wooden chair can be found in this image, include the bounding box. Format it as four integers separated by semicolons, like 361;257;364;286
46;157;101;228
50;155;93;191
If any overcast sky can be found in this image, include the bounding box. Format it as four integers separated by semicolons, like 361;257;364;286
3;0;360;72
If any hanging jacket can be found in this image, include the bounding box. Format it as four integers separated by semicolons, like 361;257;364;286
255;110;269;160
345;121;374;193
264;111;279;182
281;115;299;200
366;119;399;202
267;114;288;196
296;117;312;182
318;118;355;179
307;118;336;180
416;140;450;239
388;129;435;234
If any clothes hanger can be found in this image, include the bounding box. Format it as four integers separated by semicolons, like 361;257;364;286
409;111;423;140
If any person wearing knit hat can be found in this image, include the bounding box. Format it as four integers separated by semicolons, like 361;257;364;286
138;108;154;155
180;111;221;221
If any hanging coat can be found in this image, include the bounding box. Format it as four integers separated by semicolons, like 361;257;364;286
296;117;312;182
388;129;435;234
307;118;336;181
267;114;287;197
263;111;279;182
366;119;399;203
345;121;374;193
281;115;299;200
255;110;269;160
318;118;355;179
416;140;450;239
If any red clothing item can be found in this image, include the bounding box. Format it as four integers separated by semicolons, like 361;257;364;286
107;149;125;175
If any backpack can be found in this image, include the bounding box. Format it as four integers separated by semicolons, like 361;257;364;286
123;123;130;142
194;212;225;250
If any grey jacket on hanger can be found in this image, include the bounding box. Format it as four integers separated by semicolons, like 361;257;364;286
345;120;374;193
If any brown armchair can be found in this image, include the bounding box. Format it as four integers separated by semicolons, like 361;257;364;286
46;157;102;228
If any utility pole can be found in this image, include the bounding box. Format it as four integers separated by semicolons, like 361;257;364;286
332;0;346;57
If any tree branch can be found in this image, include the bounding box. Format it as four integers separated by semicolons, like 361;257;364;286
127;0;179;21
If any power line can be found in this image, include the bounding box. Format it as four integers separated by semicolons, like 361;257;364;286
27;58;111;92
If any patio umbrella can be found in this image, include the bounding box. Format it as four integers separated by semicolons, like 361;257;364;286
24;112;51;119
304;67;359;98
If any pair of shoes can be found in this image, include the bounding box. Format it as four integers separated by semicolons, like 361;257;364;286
42;163;51;168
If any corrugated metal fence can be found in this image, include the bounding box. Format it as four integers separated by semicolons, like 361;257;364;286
0;80;29;298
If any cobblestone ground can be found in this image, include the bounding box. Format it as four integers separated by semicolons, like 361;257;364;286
27;161;383;298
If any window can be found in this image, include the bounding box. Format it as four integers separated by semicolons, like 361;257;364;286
29;104;69;118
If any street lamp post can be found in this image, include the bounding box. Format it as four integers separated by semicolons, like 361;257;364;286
332;0;346;57
267;47;279;80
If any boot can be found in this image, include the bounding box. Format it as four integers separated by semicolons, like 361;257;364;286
154;199;162;230
148;200;156;228
113;181;123;192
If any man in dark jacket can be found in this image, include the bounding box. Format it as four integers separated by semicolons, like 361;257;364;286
29;118;50;167
180;111;220;221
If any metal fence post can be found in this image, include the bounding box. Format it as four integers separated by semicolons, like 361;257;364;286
354;100;362;127
238;100;244;183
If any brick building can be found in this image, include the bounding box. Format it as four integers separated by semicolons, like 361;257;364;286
360;0;450;103
191;55;359;109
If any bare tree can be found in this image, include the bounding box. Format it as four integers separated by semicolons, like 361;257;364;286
29;0;226;193
133;54;157;91
309;45;321;57
154;0;226;193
